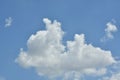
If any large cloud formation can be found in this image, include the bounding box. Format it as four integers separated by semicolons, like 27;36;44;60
16;18;116;80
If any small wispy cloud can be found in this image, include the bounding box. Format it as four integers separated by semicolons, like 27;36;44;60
101;61;120;80
0;76;5;80
100;22;118;42
5;17;12;27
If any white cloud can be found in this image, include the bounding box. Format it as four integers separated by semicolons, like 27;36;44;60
101;22;118;42
5;17;12;27
16;18;116;80
105;22;117;38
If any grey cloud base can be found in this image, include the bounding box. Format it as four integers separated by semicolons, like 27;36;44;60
16;18;116;80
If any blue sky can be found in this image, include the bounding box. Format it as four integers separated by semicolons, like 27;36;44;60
0;0;120;80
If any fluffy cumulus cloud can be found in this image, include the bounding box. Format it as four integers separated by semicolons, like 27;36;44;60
16;18;116;80
5;17;12;27
101;22;118;42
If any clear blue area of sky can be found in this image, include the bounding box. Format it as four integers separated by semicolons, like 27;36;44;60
0;0;120;80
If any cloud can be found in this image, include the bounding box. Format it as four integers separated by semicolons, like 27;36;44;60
101;61;120;80
101;22;118;42
102;72;120;80
16;18;116;80
5;17;12;27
